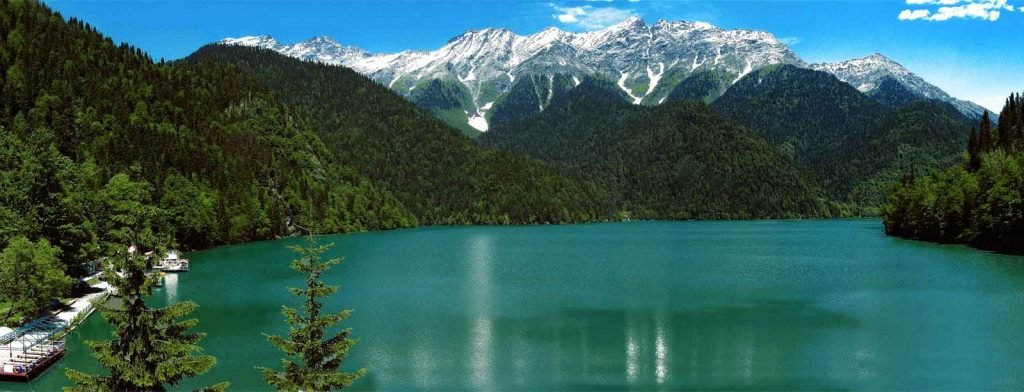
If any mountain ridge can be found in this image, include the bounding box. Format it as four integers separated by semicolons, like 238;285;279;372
218;18;988;131
810;53;987;119
218;17;805;131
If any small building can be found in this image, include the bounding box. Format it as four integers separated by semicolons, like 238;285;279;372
0;316;68;382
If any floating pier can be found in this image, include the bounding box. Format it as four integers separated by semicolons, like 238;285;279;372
0;316;68;382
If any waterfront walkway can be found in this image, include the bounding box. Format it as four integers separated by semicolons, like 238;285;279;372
55;279;110;324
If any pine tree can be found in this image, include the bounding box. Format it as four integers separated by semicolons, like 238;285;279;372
998;95;1016;151
968;126;981;171
979;110;994;153
1012;93;1024;152
259;234;365;391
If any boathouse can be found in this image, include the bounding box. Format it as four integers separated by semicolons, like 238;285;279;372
0;316;68;382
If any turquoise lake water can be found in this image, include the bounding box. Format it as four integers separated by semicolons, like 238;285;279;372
6;219;1024;390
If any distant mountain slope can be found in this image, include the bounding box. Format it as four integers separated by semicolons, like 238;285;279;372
487;74;577;127
665;69;734;103
811;54;986;119
186;44;614;225
712;65;972;204
480;78;831;219
407;79;480;137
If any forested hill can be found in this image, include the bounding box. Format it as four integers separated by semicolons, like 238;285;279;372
0;1;419;274
480;78;833;220
712;65;973;207
185;44;614;226
884;94;1024;254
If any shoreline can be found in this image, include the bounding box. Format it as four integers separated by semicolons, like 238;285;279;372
55;275;111;337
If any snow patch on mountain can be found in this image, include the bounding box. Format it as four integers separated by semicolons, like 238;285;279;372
646;63;665;99
468;114;488;132
618;72;644;105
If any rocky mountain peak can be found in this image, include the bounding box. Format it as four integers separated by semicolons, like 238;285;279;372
219;18;986;129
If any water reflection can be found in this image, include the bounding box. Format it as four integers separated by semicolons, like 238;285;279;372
654;314;667;386
467;234;494;389
485;300;862;390
163;272;178;302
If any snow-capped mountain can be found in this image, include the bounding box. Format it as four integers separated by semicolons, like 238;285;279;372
220;17;802;131
811;54;986;119
220;17;985;131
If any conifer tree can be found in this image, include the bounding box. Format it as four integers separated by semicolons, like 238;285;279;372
259;234;365;391
998;95;1016;151
979;110;994;152
968;127;981;171
1008;93;1023;152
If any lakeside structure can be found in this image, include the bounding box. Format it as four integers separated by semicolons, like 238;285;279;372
0;273;109;382
0;316;68;382
0;249;186;383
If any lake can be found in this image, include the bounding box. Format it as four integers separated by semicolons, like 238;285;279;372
6;219;1024;391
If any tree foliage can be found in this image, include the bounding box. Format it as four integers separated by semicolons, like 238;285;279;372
481;77;833;219
884;92;1024;254
487;74;576;127
185;45;613;226
407;78;480;137
260;235;365;391
712;65;972;205
0;236;72;323
665;69;732;104
0;0;415;276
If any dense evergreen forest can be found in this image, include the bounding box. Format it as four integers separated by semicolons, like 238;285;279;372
713;65;973;208
665;69;733;103
487;74;576;127
480;78;833;219
185;45;614;226
407;78;480;137
0;1;420;276
884;94;1024;254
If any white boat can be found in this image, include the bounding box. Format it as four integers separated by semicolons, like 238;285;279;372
163;260;189;272
154;251;189;273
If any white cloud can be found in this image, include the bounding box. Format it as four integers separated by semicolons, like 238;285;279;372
899;0;1018;21
899;9;932;20
555;6;587;24
551;4;638;30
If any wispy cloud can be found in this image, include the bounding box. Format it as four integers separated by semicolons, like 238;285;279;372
551;4;638;30
898;0;1019;21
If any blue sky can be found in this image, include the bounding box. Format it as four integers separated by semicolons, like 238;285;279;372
48;0;1024;111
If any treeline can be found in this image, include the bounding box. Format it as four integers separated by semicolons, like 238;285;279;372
884;94;1024;253
0;0;415;277
185;45;615;226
